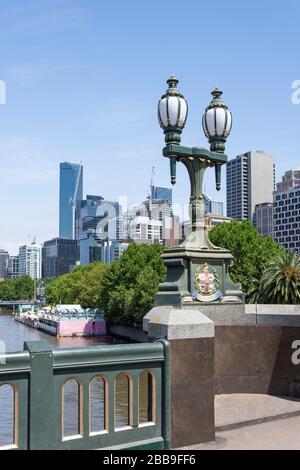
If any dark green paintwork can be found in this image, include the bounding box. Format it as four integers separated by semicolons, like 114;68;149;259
0;340;171;450
157;139;245;306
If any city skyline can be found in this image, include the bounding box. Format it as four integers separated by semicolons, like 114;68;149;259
1;1;300;253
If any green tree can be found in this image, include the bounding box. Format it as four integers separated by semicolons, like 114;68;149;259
0;275;34;301
0;279;16;300
15;275;35;300
45;262;108;308
249;250;300;304
99;243;167;324
209;220;282;295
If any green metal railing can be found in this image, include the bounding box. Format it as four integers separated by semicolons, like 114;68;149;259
0;340;170;450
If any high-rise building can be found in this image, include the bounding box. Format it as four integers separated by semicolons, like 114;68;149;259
59;162;83;240
129;216;162;243
276;168;300;192
42;238;79;278
18;242;42;279
227;151;275;222
101;241;129;264
151;185;172;204
203;192;224;216
7;256;19;279
78;195;120;240
78;195;121;265
254;203;274;237
0;249;9;279
273;172;300;255
79;231;102;266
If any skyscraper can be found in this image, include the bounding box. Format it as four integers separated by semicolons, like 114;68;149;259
7;256;19;279
78;195;121;265
276;168;300;192
18;242;42;280
151;185;172;204
273;170;300;255
203;192;224;216
42;238;79;278
254;203;274;237
59;162;83;240
0;249;9;279
227;151;275;222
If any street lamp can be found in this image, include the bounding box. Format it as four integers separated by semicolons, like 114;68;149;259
155;77;243;305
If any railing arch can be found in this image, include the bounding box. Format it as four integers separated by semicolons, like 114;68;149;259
114;372;133;430
0;382;19;449
89;374;109;435
62;377;83;440
138;369;156;426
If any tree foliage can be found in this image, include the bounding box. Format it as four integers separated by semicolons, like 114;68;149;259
249;250;300;304
209;220;283;295
0;275;34;300
45;262;108;308
99;243;167;324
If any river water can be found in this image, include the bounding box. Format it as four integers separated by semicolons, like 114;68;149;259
0;309;149;448
0;308;121;352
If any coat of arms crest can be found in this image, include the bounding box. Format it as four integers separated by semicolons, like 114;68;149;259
193;263;222;302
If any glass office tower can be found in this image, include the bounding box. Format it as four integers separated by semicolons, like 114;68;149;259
59;162;83;239
42;238;79;278
151;185;172;204
0;249;9;279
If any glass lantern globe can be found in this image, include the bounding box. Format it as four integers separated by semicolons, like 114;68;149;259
158;76;188;144
202;88;232;153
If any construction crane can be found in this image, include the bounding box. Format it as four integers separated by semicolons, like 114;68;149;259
69;163;82;240
148;166;155;200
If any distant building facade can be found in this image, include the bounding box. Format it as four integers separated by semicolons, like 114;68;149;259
42;238;79;278
18;243;42;279
78;195;120;242
273;170;300;255
0;249;9;279
101;241;129;264
78;195;121;265
129;216;162;244
7;256;19;279
227;151;275;222
59;162;83;240
151;185;172;204
276;168;300;192
204;214;232;230
254;203;274;237
203;192;224;216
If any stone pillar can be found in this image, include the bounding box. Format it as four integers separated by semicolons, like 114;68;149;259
143;306;215;448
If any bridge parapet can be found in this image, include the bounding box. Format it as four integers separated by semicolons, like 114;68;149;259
0;340;170;450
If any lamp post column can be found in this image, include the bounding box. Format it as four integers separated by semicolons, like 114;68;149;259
182;156;213;248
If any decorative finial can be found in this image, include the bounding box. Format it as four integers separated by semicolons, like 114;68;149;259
167;75;179;87
211;88;223;99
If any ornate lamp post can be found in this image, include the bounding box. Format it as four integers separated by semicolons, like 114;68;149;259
155;76;243;306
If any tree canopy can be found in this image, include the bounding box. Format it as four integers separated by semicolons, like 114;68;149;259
0;275;35;301
45;262;108;308
99;243;166;324
209;220;283;295
249;250;300;304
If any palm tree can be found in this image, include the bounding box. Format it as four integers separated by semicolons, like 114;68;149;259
252;251;300;304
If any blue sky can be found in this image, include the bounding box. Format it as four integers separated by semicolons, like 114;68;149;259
1;0;300;254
